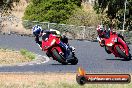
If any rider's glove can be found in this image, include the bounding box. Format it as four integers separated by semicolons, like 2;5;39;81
97;37;101;42
100;40;105;47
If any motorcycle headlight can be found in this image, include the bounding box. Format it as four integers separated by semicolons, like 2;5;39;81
51;39;56;46
107;43;113;46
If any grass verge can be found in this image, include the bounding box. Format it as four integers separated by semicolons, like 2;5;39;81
0;48;35;65
20;49;35;60
0;73;131;88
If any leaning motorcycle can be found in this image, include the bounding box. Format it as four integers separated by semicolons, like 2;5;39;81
97;31;131;61
42;33;78;65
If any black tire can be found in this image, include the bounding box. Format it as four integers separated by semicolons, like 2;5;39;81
116;46;131;61
105;46;111;54
128;53;131;60
52;49;67;65
76;75;86;85
70;57;78;65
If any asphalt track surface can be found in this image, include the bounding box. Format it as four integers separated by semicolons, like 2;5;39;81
0;34;132;73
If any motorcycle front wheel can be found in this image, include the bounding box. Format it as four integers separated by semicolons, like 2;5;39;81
52;49;67;65
105;46;111;54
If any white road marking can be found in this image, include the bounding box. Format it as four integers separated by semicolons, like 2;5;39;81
36;63;41;64
17;64;24;66
16;54;50;66
29;64;34;65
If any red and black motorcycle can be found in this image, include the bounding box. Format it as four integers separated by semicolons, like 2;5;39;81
42;33;78;65
97;31;131;61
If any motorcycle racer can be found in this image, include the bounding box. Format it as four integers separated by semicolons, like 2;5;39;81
96;24;109;47
96;24;130;57
96;24;125;47
32;25;75;60
32;25;43;49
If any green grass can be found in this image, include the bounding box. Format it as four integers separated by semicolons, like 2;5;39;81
52;82;131;88
0;73;131;88
0;47;17;52
20;49;35;60
0;82;131;88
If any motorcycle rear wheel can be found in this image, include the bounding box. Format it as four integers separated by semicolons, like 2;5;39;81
70;56;78;65
52;49;67;65
116;46;131;61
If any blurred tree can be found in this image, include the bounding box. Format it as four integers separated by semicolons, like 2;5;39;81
66;8;101;26
0;0;20;16
94;0;132;30
23;0;82;23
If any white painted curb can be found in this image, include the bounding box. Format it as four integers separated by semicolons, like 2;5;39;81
0;54;50;67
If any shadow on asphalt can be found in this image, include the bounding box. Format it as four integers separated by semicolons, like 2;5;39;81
51;63;77;65
106;58;132;61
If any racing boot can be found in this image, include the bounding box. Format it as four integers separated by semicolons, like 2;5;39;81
69;46;75;52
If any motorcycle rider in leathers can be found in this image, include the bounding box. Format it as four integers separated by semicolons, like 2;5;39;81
97;24;126;47
32;25;75;60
